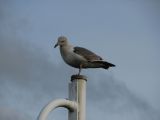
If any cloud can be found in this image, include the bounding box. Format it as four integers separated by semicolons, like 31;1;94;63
1;29;159;120
0;107;31;120
0;1;160;120
0;19;160;120
0;3;70;118
87;73;160;120
0;33;71;119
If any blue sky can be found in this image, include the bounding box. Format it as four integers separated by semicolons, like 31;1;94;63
0;0;160;120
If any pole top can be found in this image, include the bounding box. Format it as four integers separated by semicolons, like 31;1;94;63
71;75;87;81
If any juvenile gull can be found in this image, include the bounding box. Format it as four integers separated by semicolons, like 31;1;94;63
54;36;115;75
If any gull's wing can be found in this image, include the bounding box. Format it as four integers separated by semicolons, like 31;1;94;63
73;47;103;61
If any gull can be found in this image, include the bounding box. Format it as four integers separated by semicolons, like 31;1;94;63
54;36;115;75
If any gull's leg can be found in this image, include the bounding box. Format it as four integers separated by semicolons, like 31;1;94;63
78;68;81;75
78;64;82;75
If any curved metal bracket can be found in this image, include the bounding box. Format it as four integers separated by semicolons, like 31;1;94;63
38;99;78;120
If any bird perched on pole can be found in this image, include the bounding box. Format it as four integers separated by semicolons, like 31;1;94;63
54;36;115;75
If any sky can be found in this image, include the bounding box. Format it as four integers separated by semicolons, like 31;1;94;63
0;0;160;120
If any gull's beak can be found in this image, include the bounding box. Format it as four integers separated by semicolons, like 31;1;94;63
54;42;58;48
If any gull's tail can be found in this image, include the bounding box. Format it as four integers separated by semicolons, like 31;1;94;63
102;61;115;69
91;60;115;69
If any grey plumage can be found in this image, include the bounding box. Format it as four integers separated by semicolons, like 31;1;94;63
74;47;103;61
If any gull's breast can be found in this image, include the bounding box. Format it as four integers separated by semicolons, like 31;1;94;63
60;46;87;68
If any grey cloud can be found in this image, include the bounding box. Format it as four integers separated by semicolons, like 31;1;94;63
0;107;31;120
0;29;160;120
87;73;160;120
0;1;160;120
0;38;70;119
0;19;74;119
0;2;72;119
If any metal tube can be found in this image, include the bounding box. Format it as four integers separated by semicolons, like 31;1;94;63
77;77;86;120
69;75;87;120
38;99;77;120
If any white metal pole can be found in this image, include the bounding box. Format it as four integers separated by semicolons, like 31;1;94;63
69;75;87;120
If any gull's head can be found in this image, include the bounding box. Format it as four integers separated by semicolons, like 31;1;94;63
54;36;68;48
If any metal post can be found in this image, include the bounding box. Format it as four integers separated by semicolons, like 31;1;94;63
37;75;87;120
69;75;87;120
